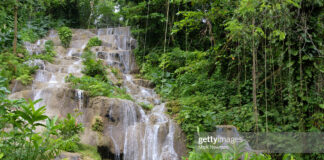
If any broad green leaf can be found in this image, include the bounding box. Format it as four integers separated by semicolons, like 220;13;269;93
286;0;301;8
320;104;324;109
286;61;294;68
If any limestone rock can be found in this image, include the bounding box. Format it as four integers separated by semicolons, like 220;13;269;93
80;96;143;156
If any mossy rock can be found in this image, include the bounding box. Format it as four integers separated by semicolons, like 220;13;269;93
91;116;104;132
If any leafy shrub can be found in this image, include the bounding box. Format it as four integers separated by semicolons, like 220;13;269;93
58;27;72;48
16;74;33;85
139;102;154;110
57;113;84;139
166;100;181;115
159;48;188;73
66;74;132;100
0;51;38;85
57;113;84;152
81;51;107;81
20;28;39;43
45;40;55;55
0;92;84;159
85;37;102;50
0;76;10;97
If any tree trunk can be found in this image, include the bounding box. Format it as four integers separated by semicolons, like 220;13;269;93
252;18;258;132
13;0;18;55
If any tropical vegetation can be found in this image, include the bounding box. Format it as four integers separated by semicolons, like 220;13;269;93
0;0;323;159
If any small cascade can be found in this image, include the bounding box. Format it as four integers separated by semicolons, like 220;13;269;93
33;89;44;110
76;89;84;122
49;74;57;84
67;48;75;57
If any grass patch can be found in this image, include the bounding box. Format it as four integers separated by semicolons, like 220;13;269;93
77;144;101;160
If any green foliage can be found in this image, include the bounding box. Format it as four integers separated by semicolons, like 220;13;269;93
57;113;84;152
186;151;273;160
66;74;132;100
0;77;85;158
185;142;297;160
85;37;102;50
67;49;132;100
81;51;107;80
136;3;324;157
27;40;56;63
0;40;56;85
111;67;122;80
0;96;80;159
20;28;39;43
58;27;72;48
76;144;101;160
0;0;323;159
0;51;38;85
139;102;154;110
93;0;120;27
166;100;181;115
91;117;104;132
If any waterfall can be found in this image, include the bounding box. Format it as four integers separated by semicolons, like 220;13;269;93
8;27;181;160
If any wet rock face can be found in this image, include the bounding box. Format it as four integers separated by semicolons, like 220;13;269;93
80;96;143;155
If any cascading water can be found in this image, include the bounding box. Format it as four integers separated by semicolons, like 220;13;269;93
9;27;183;160
95;27;179;160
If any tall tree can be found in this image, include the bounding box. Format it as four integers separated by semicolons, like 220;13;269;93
13;0;18;54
